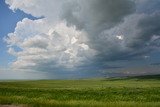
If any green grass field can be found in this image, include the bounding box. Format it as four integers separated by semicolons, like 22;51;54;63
0;75;160;107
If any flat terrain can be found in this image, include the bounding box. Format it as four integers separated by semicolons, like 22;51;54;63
0;75;160;107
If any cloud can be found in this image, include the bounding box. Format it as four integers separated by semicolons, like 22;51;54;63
5;18;96;71
104;65;160;77
4;0;160;75
5;0;64;21
61;0;135;38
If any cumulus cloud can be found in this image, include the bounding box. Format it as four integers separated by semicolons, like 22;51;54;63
4;0;160;74
5;18;96;71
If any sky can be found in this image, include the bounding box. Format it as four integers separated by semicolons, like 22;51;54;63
0;0;160;79
0;0;36;67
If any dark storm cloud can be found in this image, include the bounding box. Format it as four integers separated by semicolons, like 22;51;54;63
61;0;135;33
60;0;160;68
136;0;160;14
92;0;160;63
126;12;160;54
61;0;136;62
138;13;160;41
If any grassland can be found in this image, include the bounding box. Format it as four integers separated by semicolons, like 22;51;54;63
0;75;160;107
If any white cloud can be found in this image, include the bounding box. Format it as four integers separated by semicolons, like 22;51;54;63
5;0;64;22
116;35;124;40
5;18;96;70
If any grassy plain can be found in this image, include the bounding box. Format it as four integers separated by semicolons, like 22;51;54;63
0;75;160;107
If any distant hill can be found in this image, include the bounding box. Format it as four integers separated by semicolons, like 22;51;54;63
105;74;160;81
127;74;160;80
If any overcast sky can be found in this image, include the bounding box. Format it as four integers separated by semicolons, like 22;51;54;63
0;0;160;79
